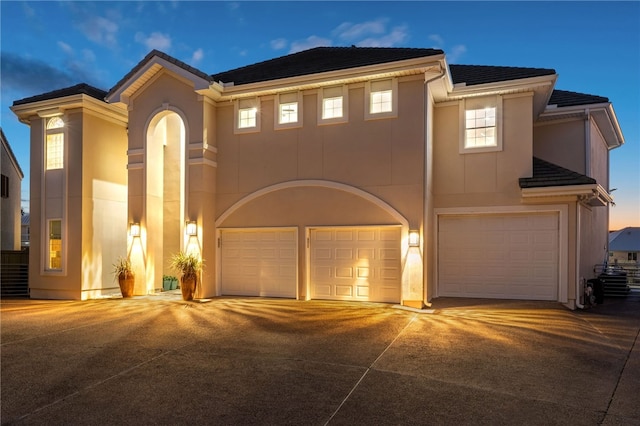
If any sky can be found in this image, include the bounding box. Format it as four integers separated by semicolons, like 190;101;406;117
1;1;639;230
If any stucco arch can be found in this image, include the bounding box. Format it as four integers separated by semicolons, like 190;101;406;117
216;180;410;228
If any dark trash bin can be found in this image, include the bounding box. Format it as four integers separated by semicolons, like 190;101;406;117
587;278;604;304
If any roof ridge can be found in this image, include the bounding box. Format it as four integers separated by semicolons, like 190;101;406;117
13;83;107;106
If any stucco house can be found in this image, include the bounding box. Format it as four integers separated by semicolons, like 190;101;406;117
11;47;624;309
1;128;24;250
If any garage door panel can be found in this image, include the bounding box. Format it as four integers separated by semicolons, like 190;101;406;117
439;213;559;300
221;228;297;298
310;227;401;303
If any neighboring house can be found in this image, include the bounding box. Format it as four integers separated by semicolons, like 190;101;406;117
1;128;24;250
609;227;640;265
10;47;624;309
21;212;30;247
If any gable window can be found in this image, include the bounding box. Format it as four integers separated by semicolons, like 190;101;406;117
318;85;348;124
459;96;503;153
365;78;398;119
235;98;260;133
47;219;63;271
1;174;8;198
46;116;64;170
275;92;302;130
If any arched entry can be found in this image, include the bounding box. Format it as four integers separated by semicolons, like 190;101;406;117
142;110;186;293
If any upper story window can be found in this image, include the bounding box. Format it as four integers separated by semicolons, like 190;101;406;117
1;174;8;198
275;92;302;130
318;85;348;125
365;78;398;119
235;98;260;133
459;96;503;153
46;116;64;170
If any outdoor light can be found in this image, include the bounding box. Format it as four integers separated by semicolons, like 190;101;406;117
408;230;420;247
186;221;197;236
130;223;141;237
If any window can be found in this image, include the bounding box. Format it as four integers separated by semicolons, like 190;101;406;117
365;78;398;119
629;253;638;262
235;98;260;133
459;96;502;153
318;85;348;124
1;175;8;198
275;92;302;129
48;219;62;270
46;116;64;169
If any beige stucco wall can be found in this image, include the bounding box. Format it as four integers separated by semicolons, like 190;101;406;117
216;77;427;299
589;119;609;186
433;93;533;207
1;138;23;250
534;118;586;174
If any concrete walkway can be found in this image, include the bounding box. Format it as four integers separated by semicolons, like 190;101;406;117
1;293;639;425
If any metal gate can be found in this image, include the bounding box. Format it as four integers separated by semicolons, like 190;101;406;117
1;249;29;297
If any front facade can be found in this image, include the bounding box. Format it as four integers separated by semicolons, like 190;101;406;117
1;128;24;250
11;47;624;308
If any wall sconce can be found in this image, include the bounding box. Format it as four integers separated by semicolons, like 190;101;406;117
130;223;141;237
186;221;197;236
408;230;420;247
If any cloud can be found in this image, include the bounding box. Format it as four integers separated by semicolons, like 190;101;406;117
289;36;332;54
270;38;287;50
428;34;445;48
333;19;387;41
191;48;204;64
0;52;92;96
135;31;172;51
357;25;409;47
57;41;74;55
78;16;119;48
446;44;467;63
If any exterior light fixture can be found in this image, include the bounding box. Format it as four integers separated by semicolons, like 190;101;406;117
186;221;197;236
130;223;141;237
408;230;420;247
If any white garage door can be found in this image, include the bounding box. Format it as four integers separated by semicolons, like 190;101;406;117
438;213;559;300
310;227;401;303
220;228;297;298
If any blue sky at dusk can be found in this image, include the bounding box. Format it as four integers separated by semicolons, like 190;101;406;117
1;1;638;229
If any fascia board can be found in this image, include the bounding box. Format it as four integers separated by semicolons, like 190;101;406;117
214;56;445;100
522;184;613;204
449;74;557;98
11;94;127;125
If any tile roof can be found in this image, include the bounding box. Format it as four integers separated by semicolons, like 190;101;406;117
548;89;609;108
519;157;596;188
106;49;210;99
13;83;107;106
449;64;556;86
211;46;444;85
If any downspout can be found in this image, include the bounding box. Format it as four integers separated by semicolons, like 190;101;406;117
422;70;445;307
575;203;584;309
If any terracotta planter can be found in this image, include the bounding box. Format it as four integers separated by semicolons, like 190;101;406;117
180;275;197;301
118;274;135;298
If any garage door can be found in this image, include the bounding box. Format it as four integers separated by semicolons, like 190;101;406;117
310;227;401;303
220;228;297;298
438;213;558;300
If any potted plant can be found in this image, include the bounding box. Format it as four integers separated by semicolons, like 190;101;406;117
162;275;177;291
170;252;203;301
112;256;135;298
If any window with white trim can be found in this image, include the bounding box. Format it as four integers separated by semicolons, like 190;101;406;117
47;219;63;270
46;116;64;170
459;96;502;153
365;78;398;119
318;85;348;124
275;92;302;129
235;98;260;133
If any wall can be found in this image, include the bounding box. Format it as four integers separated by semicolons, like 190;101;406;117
533;118;586;174
1;138;22;250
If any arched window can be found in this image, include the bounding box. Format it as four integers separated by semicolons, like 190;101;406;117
46;117;64;170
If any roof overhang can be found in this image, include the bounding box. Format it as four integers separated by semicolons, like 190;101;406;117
206;54;446;101
11;94;128;126
106;55;211;106
521;183;613;207
433;73;557;118
539;102;624;149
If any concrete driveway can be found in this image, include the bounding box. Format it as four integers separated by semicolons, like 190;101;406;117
2;293;639;425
